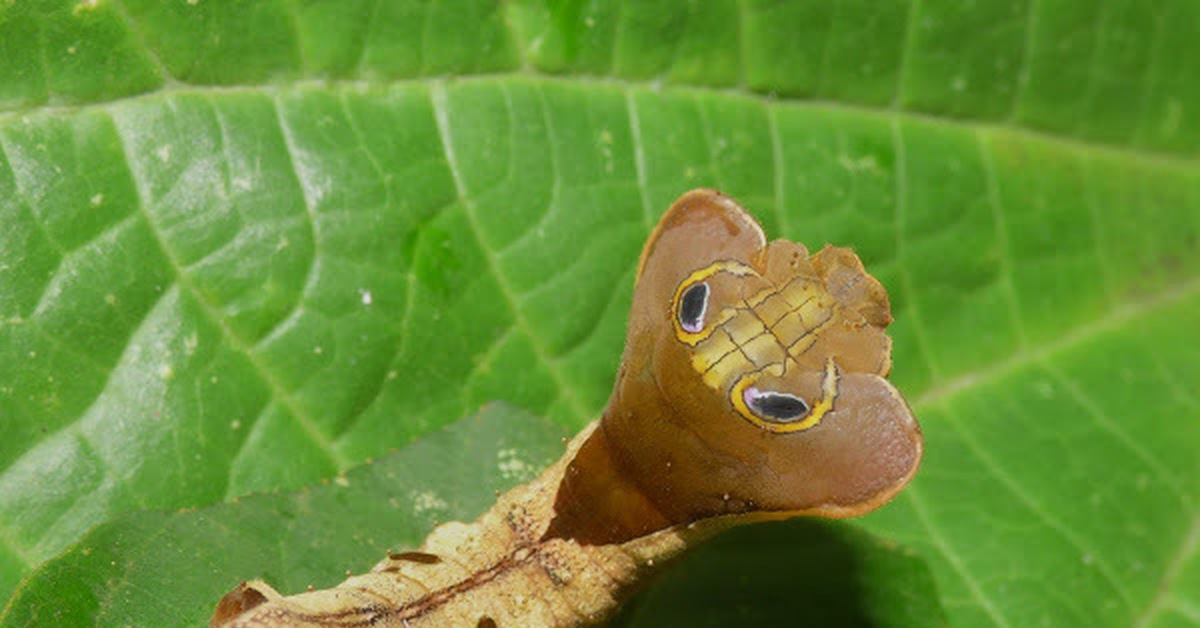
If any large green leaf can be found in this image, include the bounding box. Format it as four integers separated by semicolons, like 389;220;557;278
0;404;946;627
2;1;1199;626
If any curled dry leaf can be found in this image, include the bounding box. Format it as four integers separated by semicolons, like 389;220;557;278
212;189;924;627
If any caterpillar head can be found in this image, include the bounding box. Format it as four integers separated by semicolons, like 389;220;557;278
551;190;922;543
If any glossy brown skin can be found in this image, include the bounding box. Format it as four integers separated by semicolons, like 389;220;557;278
548;189;922;544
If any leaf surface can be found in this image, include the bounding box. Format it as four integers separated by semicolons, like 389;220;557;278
1;404;945;627
2;1;1199;626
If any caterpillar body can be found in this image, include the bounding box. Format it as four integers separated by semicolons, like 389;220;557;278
213;189;923;627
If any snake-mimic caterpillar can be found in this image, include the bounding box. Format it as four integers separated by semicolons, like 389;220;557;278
212;189;924;627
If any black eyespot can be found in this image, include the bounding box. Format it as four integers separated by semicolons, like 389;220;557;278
679;282;709;333
748;391;809;421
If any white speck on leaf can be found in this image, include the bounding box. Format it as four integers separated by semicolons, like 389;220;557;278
90;193;103;206
230;419;241;430
410;491;448;514
498;449;534;481
155;145;171;163
597;129;615;173
360;290;372;305
837;153;881;174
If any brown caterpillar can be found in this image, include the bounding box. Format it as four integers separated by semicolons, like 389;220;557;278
212;189;924;627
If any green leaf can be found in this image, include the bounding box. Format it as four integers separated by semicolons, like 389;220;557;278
0;404;571;627
1;404;944;628
2;1;1200;626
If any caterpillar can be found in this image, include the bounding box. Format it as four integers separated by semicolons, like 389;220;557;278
211;189;924;628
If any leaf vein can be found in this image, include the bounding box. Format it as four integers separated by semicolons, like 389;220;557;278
110;106;349;473
943;395;1138;616
976;130;1030;347
1132;513;1200;628
766;103;789;237
915;277;1200;409
902;484;1013;628
623;88;654;232
431;81;591;423
1042;361;1193;510
1006;0;1040;122
890;118;943;380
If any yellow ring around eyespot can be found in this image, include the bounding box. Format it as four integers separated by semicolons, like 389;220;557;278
731;358;841;433
672;260;758;346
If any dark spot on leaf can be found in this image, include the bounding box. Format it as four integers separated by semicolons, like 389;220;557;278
477;616;497;628
388;550;441;564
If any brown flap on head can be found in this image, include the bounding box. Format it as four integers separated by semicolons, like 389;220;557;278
811;245;893;328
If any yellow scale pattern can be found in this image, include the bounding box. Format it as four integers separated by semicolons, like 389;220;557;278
690;275;835;392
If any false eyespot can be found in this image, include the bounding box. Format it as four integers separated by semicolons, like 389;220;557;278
669;260;757;345
212;189;923;628
728;358;839;433
744;388;809;420
677;282;709;333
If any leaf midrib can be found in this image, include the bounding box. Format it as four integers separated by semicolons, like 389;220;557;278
913;277;1200;411
2;73;1198;172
